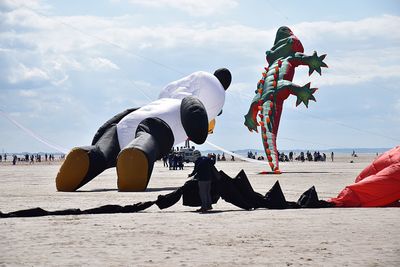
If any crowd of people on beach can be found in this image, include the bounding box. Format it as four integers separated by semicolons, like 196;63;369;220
0;153;65;165
3;149;361;167
247;150;335;162
293;151;328;162
215;153;235;161
162;153;185;170
161;150;237;171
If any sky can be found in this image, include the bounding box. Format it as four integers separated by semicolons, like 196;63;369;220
1;0;400;154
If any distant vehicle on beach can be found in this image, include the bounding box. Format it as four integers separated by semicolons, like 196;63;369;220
179;147;201;163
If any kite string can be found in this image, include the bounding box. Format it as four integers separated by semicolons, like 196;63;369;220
205;140;265;165
0;110;69;154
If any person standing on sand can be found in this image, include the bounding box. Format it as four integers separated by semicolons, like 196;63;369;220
162;155;168;168
331;151;334;162
188;155;214;212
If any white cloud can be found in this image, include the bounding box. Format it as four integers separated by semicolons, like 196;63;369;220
49;55;82;72
9;63;49;84
1;53;83;88
295;15;400;45
89;57;120;71
1;7;53;30
0;0;44;11
127;0;238;16
18;89;38;97
52;74;69;86
2;3;400;93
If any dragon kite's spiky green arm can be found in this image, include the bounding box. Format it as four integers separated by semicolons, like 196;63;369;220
244;88;262;133
276;80;318;108
290;51;328;75
244;67;274;133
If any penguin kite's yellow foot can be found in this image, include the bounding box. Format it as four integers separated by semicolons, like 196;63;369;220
117;148;149;192
56;148;89;192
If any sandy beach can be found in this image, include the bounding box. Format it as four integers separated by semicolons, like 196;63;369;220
0;154;399;266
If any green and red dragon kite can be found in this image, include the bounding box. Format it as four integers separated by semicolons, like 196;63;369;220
244;26;328;173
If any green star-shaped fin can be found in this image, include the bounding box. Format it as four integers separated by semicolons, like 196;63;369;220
308;51;328;76
295;83;318;108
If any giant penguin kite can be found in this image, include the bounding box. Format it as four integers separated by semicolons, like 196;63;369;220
56;68;231;192
244;26;328;173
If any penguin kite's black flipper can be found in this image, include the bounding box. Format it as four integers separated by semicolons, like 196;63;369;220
180;96;209;144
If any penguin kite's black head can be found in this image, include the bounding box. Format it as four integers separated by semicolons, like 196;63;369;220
213;68;232;90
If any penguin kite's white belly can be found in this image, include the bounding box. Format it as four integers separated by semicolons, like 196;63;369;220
116;98;187;149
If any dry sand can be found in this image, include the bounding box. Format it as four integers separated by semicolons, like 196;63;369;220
0;154;399;266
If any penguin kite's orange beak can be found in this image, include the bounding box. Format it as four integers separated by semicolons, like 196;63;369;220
208;119;216;134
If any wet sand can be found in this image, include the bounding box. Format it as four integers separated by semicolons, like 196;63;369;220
0;154;399;266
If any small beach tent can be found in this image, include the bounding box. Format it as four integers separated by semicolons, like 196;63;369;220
329;146;400;207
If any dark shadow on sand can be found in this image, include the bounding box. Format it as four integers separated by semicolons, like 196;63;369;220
78;186;179;193
157;209;249;214
257;171;343;175
282;171;346;174
145;186;180;192
78;188;118;192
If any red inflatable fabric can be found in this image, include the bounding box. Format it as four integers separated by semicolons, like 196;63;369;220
329;146;400;207
355;146;400;183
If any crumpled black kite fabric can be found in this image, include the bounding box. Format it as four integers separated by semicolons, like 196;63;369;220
0;169;333;218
